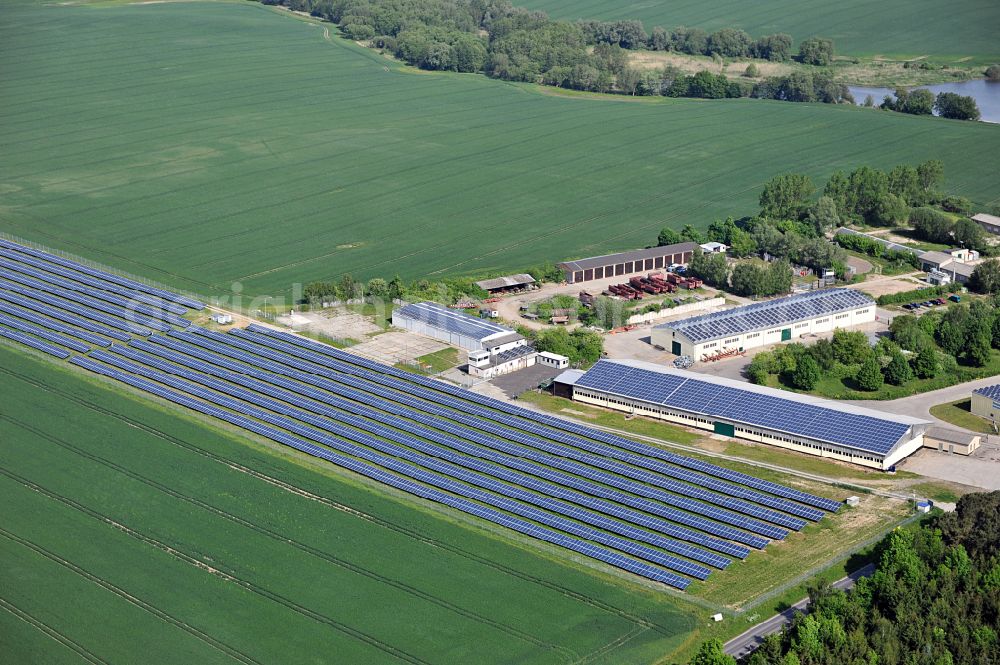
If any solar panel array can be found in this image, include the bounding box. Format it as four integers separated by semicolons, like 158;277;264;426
575;360;912;457
65;353;689;590
973;384;1000;400
133;336;786;543
663;288;875;343
245;324;842;512
394;301;511;340
0;239;848;587
0;239;204;310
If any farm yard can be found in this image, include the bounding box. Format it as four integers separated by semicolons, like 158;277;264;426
521;0;1000;62
1;1;1000;303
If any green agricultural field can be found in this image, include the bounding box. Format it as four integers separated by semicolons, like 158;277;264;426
520;0;1000;61
0;343;702;664
1;2;999;303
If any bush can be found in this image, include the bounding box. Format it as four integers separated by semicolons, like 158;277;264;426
744;63;759;78
797;37;834;65
875;284;959;305
987;64;1000;81
856;354;884;390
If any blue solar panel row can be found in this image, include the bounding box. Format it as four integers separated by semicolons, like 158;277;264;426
66;354;688;590
0;281;156;336
169;329;807;530
112;341;750;560
0;305;110;348
0;292;131;342
139;335;787;544
226;327;827;522
0;314;90;353
0;239;204;310
0;277;172;334
973;384;1000;400
576;360;909;460
0;326;71;359
0;248;190;315
97;348;726;571
0;265;191;328
244;324;841;513
86;349;711;582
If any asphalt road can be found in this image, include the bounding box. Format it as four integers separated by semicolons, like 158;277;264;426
723;563;876;658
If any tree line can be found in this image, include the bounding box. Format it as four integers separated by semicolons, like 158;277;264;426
257;0;854;104
686;491;1000;665
880;87;981;121
748;296;1000;394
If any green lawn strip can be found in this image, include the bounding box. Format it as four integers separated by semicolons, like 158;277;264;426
0;345;699;663
907;481;964;503
688;500;910;608
2;2;999;300
929;399;996;434
517;390;701;445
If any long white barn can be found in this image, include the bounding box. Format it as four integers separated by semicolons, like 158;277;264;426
558;359;931;470
651;288;876;360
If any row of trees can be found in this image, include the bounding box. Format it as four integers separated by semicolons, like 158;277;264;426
302;273;488;305
690;492;1000;665
746;328;938;391
880;88;981;121
263;0;849;102
756;160;946;227
579;22;831;64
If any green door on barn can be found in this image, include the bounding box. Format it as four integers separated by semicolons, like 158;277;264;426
781;328;792;341
713;422;735;436
671;341;682;355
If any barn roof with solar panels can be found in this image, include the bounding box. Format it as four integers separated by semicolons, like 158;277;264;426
659;288;874;344
573;359;930;459
973;384;1000;400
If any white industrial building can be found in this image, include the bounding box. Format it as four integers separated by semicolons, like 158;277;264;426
651;288;876;360
392;301;516;351
555;359;932;470
392;302;569;380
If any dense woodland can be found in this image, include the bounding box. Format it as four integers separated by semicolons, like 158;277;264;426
686;492;1000;665
257;0;854;103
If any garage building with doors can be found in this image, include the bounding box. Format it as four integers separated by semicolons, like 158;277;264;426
557;242;698;284
559;359;931;470
651;288;876;360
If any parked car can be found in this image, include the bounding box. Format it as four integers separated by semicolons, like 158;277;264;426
933;298;946;305
903;304;915;310
949;295;962;303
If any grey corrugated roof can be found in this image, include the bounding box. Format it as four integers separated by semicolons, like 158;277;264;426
558;242;699;272
658;288;874;344
475;274;535;291
395;302;511;340
926;427;980;445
